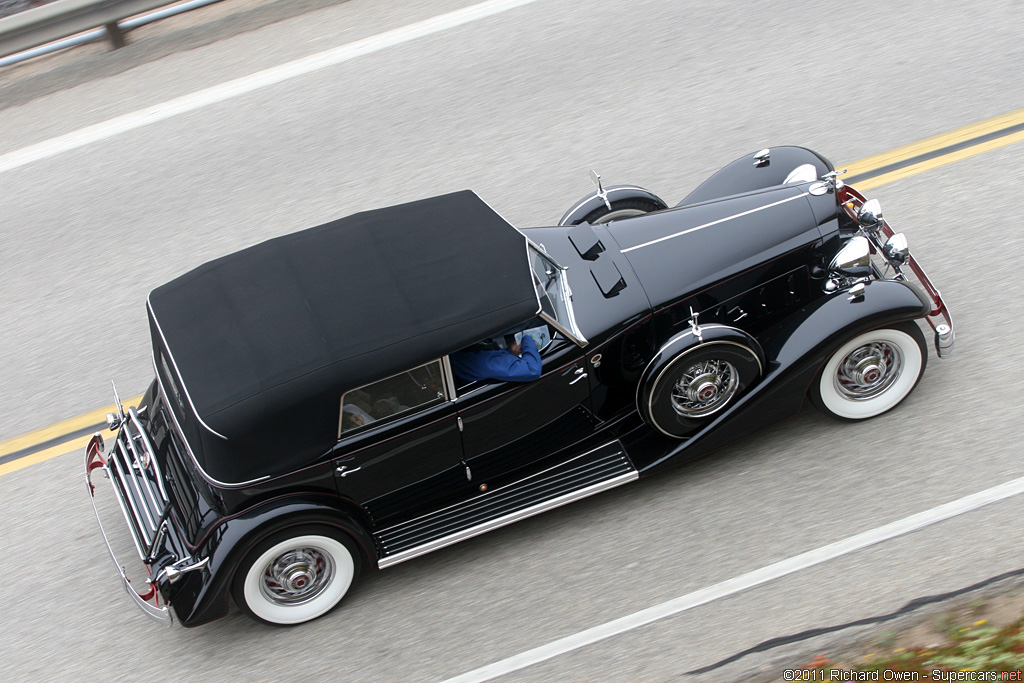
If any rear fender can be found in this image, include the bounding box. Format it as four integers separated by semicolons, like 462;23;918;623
169;497;374;626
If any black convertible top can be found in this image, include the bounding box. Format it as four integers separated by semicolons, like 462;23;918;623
148;191;539;480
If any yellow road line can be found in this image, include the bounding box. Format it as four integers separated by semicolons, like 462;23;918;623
849;129;1024;191
0;433;102;477
0;393;143;459
843;107;1024;178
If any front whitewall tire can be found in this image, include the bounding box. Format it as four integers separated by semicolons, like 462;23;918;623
813;324;926;420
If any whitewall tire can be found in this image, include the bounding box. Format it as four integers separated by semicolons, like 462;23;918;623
811;323;927;420
234;526;359;626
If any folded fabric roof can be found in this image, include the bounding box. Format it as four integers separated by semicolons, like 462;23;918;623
148;190;539;445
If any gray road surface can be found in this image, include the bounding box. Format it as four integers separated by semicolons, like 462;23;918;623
1;0;1022;681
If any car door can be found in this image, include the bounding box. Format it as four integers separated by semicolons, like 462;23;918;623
331;359;470;526
453;335;597;488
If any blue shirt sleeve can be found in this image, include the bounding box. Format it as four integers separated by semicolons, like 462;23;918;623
451;335;542;383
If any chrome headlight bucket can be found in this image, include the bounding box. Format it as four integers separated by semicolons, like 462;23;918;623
857;198;883;232
881;232;909;265
830;235;872;276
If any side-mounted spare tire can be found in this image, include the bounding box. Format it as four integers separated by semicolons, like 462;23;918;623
638;325;764;438
559;185;668;226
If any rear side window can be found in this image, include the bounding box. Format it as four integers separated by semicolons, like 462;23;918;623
339;360;447;437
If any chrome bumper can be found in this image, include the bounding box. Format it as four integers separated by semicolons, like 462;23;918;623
841;185;955;358
85;428;173;626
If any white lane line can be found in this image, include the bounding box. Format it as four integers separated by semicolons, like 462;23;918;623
0;0;544;175
442;473;1024;683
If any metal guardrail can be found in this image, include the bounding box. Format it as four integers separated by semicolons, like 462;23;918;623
0;0;221;65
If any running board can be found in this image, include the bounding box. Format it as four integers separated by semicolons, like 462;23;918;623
376;441;637;569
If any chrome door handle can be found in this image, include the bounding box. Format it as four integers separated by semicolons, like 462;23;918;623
336;465;361;477
569;368;587;385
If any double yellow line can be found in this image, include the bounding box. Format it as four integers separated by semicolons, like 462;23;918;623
0;394;143;477
2;107;1023;477
843;107;1024;190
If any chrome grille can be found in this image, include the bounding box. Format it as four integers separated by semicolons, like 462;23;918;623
106;407;171;559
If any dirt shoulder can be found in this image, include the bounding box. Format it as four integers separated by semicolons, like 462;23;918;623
1;0;347;110
751;573;1024;681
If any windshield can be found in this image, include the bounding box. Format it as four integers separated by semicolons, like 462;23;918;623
528;245;587;346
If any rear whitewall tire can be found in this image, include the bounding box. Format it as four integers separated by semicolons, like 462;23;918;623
812;323;927;421
234;526;359;626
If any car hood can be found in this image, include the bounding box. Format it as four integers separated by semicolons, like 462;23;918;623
605;185;833;308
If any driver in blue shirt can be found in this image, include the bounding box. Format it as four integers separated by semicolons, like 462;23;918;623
450;335;542;383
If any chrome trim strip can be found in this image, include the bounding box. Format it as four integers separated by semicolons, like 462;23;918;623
524;237;545;318
377;470;638;569
146;296;228;440
622;193;808;253
152;358;270;488
441;356;457;402
539;311;588;348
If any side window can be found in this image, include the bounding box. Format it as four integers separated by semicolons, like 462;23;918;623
339;360;447;437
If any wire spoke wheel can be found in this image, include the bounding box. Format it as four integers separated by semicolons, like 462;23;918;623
260;546;335;606
811;323;926;421
234;526;359;625
833;341;902;401
643;338;761;438
670;359;739;417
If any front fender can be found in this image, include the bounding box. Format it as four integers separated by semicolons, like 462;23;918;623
169;496;374;626
677;146;833;207
640;279;929;472
558;185;668;226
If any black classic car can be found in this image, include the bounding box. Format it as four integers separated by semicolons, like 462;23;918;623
86;146;953;626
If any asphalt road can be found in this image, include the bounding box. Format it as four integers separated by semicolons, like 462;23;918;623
1;0;1023;680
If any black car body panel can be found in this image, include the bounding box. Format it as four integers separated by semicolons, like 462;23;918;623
85;147;953;627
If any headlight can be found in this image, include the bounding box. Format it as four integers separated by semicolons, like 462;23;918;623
857;198;883;231
881;232;909;265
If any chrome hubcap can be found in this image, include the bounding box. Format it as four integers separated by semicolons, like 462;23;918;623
260;547;334;606
671;360;738;417
834;341;902;400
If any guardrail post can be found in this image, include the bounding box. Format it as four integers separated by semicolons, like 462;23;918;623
104;21;125;48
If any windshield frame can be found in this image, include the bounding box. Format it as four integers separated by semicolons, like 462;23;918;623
527;242;588;348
